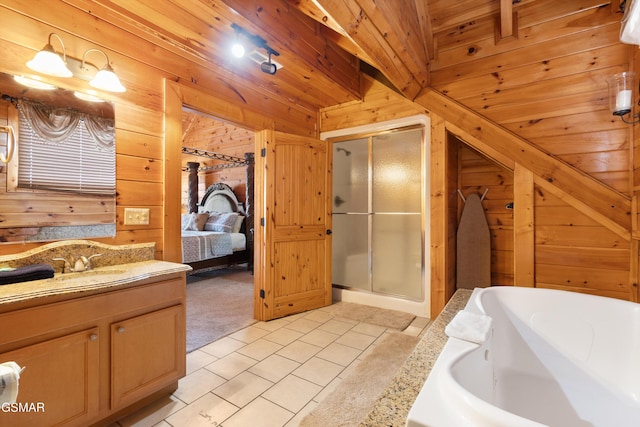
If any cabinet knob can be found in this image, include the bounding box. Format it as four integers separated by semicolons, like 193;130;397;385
117;326;125;333
89;333;98;341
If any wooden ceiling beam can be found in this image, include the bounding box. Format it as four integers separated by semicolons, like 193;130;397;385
500;0;514;38
313;0;429;100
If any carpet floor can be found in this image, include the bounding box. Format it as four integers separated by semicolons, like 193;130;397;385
186;267;256;353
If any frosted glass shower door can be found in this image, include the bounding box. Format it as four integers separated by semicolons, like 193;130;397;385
332;138;369;290
331;128;423;300
371;129;422;299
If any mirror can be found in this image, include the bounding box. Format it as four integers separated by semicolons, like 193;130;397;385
0;71;116;243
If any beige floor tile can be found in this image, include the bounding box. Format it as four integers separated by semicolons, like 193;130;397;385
172;368;227;404
302;309;334;323
350;322;387;337
276;340;322;363
249;354;300;382
228;325;271;343
402;325;424;336
222;397;294;427
317;319;354;335
335;330;377;350
236;338;283;360
213;371;274;407
253;317;292;332
164;393;238;427
411;316;431;329
315;342;361;366
262;374;323;413
292;356;344;387
263;327;305;346
298;329;339;348
205;351;258;380
284;400;317;427
185;349;217;375
117;395;185;427
199;336;246;358
312;376;342;403
285;317;322;333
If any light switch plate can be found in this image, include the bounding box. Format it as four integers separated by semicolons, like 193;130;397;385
124;208;150;225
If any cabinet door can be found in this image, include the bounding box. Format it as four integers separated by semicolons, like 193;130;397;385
0;328;100;427
111;304;185;410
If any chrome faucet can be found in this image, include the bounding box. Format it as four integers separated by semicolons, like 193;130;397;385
53;254;102;273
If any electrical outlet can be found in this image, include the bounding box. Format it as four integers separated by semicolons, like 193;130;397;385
124;208;150;225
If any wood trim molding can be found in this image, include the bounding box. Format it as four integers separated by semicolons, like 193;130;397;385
416;88;632;237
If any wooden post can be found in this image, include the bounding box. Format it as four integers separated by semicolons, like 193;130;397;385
186;162;199;214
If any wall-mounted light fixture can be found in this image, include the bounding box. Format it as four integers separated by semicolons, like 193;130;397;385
230;24;281;75
607;71;639;124
24;32;126;93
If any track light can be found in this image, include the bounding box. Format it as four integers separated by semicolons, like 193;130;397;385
260;51;278;75
230;23;280;76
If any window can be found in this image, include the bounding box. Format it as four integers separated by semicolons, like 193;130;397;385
16;100;115;195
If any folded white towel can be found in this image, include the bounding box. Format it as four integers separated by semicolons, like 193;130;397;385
445;310;493;344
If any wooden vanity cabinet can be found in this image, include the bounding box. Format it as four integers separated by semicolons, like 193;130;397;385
0;328;100;427
0;273;186;427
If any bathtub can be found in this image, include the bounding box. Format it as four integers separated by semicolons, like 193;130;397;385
406;287;640;427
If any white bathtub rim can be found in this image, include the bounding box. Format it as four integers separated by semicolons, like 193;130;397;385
406;287;640;427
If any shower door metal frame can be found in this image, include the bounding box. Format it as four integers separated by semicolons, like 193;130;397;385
329;124;426;301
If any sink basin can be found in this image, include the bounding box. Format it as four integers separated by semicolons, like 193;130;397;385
51;268;127;280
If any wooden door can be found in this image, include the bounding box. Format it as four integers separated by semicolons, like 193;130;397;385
254;130;332;321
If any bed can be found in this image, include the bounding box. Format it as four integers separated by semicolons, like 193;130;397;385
181;182;253;273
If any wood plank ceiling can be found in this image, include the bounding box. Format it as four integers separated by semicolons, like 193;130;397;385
82;1;563;119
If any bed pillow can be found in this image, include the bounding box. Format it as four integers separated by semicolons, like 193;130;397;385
182;213;209;231
204;212;239;232
232;215;244;233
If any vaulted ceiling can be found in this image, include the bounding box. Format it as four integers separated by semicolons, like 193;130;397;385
87;0;526;114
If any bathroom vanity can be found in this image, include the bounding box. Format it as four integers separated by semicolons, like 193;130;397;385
0;241;191;427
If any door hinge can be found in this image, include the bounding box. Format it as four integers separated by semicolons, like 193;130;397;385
259;289;265;299
260;217;265;226
261;147;266;157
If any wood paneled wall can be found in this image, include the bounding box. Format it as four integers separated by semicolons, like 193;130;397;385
180;112;254;211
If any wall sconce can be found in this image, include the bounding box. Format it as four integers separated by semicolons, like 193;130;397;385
25;33;126;93
230;24;281;75
0;125;16;164
607;71;638;124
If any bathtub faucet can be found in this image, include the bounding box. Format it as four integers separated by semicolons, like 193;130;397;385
53;254;102;273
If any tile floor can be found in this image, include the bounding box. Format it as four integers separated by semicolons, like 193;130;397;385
113;302;431;427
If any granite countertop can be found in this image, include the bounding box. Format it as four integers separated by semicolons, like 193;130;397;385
0;260;191;306
0;239;191;307
361;288;473;427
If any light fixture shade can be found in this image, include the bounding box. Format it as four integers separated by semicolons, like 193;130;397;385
89;65;126;93
607;71;636;116
13;75;57;90
26;45;73;78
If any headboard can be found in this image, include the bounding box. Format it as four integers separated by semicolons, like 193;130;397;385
198;182;245;215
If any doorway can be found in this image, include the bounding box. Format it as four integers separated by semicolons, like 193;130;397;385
180;107;256;352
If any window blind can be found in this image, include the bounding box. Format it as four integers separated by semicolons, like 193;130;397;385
17;110;115;195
